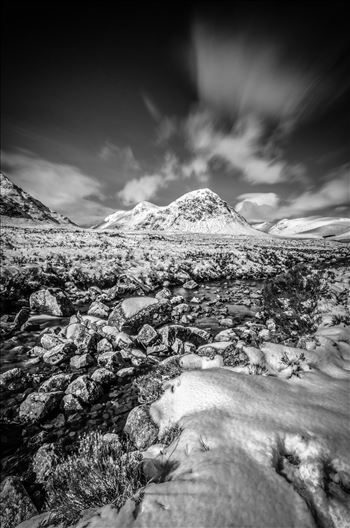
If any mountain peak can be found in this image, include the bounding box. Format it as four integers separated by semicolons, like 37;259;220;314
96;187;263;236
0;172;74;226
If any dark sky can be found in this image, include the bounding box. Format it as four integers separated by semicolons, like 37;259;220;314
2;1;350;225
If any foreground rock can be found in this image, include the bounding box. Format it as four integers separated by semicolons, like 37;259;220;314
29;288;74;316
108;297;170;333
19;391;62;422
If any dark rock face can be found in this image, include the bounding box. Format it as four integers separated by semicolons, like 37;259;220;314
108;297;171;332
97;351;124;371
124;405;158;450
29;288;74;316
0;476;38;528
42;342;77;366
39;373;74;393
19;392;63;422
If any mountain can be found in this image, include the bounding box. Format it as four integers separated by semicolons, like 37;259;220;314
254;216;350;238
0;173;74;225
96;188;264;236
96;201;160;230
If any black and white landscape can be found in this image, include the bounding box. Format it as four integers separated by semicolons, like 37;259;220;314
1;2;350;528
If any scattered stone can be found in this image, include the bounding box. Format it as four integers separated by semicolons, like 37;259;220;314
62;394;84;413
180;353;223;370
258;328;271;341
117;367;135;378
214;329;238;342
0;476;38;528
65;375;103;404
219;317;234;327
137;324;159;347
182;280;198;290
172;303;190;316
101;327;134;348
29;288;74;316
13;307;30;329
70;353;94;369
0;368;28;392
155;288;172;300
87;300;110;318
42;342;77;366
97;351;124;371
124;405;158;449
40;333;63;350
146;343;168;356
91;367;116;386
108;297;171;332
97;338;113;353
39;373;73;392
28;346;46;358
19;391;62;422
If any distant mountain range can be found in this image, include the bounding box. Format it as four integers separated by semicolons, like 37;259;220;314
0;173;74;225
254;217;350;240
95;188;264;236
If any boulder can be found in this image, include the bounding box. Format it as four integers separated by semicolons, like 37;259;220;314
182;280;198;290
19;391;62;422
66;323;100;352
42;342;77;366
62;394;84;413
70;353;94;369
97;351;124;371
159;325;211;348
97;338;113;353
91;368;116;386
29;288;74;316
124;405;158;449
101;327;134;348
137;324;159;347
28;346;46;358
108;297;171;333
155;288;172;300
40;333;63;350
0;368;28;392
65;375;103;404
39;373;73;392
0;476;38;528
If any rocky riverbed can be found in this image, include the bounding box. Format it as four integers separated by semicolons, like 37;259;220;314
0;227;349;528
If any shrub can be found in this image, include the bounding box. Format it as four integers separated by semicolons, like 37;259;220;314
159;424;183;447
44;431;143;527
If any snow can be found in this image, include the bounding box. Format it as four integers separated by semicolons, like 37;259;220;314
255;216;350;239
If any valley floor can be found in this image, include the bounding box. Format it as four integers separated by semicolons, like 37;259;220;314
0;225;349;528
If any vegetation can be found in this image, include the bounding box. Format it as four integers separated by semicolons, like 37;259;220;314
134;359;183;404
44;431;143;527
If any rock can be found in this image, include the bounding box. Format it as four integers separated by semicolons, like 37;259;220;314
155;288;172;300
171;303;190;316
214;329;238;342
19;391;62;422
91;368;116;386
29;288;74;316
0;476;38;528
108;297;171;333
27;346;46;358
62;394;84;412
184;342;196;354
97;351;124;371
42;342;77;366
137;324;159;347
87;301;110;318
171;338;184;355
66;323;100;352
70;353;94;369
32;443;60;483
117;367;135;378
124;405;158;449
65;375;103;404
170;295;185;305
219;317;234;327
13;307;30;329
182;280;198;290
97;338;113;353
101;327;134;348
40;333;63;350
0;368;28;392
39;373;73;392
146;343;169;356
159;325;211;348
258;329;271;341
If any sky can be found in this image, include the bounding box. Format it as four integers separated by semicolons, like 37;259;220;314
2;1;350;225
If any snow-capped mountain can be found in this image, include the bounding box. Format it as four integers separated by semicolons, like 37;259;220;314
96;201;160;230
254;216;350;238
96;188;264;236
0;173;74;225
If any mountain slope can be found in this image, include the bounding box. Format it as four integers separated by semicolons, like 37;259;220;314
254;216;350;238
0;173;74;225
96;188;264;236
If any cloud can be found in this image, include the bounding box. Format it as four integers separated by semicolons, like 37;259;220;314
99;142;140;171
235;165;350;221
191;22;327;128
142;94;162;121
117;174;165;205
2;150;113;225
185;109;293;184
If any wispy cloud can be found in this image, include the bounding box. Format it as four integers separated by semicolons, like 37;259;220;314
185;109;301;184
2;149;114;225
99;141;140;172
191;22;328;129
142;93;162;122
235;165;350;221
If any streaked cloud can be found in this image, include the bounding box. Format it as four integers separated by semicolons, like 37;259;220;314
2;149;113;225
99;142;140;172
142;93;162;121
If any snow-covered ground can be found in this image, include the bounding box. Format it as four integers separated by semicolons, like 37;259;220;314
255;216;350;239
